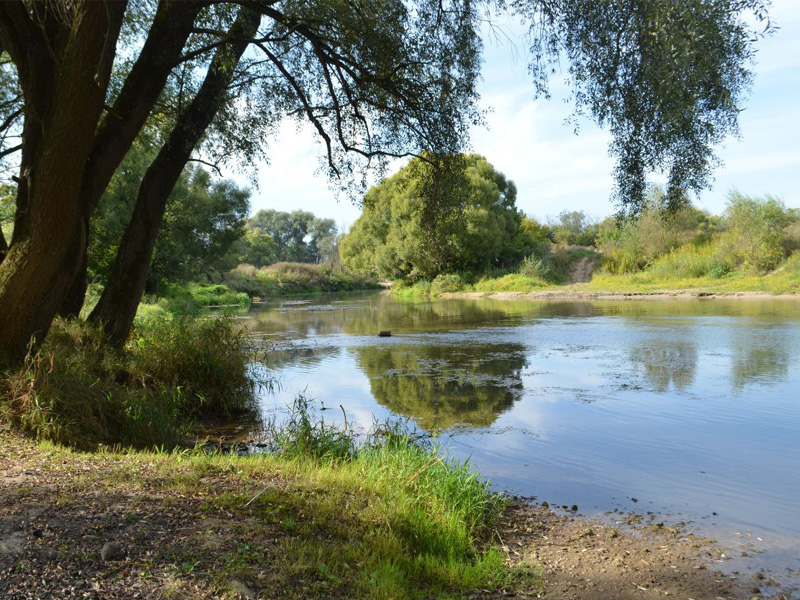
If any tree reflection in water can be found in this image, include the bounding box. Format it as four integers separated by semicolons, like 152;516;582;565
631;340;698;392
355;343;527;429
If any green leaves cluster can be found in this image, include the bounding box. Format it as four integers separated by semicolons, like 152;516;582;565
89;144;250;288
516;0;772;212
340;155;531;280
241;209;338;266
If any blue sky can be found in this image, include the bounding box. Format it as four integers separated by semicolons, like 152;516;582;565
242;1;800;230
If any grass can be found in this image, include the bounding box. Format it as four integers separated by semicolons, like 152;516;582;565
226;262;382;299
0;314;261;449
395;249;800;297
0;399;540;599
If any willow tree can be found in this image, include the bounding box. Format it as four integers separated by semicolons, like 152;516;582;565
0;0;482;361
0;0;772;362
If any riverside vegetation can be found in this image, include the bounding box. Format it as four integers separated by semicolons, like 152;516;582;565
339;160;800;297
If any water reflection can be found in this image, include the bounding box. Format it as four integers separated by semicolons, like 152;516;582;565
354;342;527;429
732;343;790;390
239;292;800;585
266;343;340;370
630;340;698;392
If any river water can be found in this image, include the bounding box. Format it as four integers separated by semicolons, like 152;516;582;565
234;292;800;591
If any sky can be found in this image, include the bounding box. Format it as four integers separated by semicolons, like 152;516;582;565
239;0;800;231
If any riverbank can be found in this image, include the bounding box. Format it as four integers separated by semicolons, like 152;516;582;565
1;426;782;600
441;288;800;300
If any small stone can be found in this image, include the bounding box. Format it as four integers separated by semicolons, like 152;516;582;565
32;530;43;538
228;579;255;599
101;541;125;561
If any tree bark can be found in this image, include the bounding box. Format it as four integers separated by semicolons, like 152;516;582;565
59;0;207;318
0;0;126;365
89;7;260;347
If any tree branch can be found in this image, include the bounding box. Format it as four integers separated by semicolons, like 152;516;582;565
0;144;21;160
187;157;223;176
82;0;207;215
0;107;23;136
0;1;37;72
256;42;339;176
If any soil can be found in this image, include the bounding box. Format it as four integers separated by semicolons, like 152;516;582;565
496;501;791;600
566;257;598;284
0;431;792;599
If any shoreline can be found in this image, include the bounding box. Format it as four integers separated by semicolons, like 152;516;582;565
439;289;800;301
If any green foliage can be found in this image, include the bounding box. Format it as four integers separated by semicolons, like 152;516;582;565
226;262;380;297
430;273;465;295
597;187;719;274
549;211;598;246
472;273;548;293
0;316;258;448
518;0;772;211
232;229;278;268
89;144;250;287
721;192;795;272
244;209;338;265
128;315;258;420
517;255;554;281
341;154;524;280
161;283;250;312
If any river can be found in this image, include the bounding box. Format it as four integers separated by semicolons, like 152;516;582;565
230;292;800;592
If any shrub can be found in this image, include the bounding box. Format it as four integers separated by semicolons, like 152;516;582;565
430;273;464;294
722;192;795;272
596;203;714;274
517;255;554;280
225;262;380;297
127;315;257;419
0;316;259;448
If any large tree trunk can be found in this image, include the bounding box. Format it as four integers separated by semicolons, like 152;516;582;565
89;8;260;347
58;0;206;318
0;0;126;365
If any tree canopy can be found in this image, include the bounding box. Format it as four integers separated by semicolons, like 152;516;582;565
341;154;530;279
245;210;338;265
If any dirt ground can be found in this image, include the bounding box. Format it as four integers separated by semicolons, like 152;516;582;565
0;431;793;600
495;501;793;600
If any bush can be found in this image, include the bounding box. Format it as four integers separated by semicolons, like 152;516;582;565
160;283;249;314
127;315;258;419
0;316;259;448
430;273;465;294
722;192;795;272
517;255;554;280
225;262;381;297
596;203;714;274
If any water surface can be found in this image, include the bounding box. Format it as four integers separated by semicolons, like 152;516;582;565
239;292;800;592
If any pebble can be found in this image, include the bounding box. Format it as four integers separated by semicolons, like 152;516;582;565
101;541;125;561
